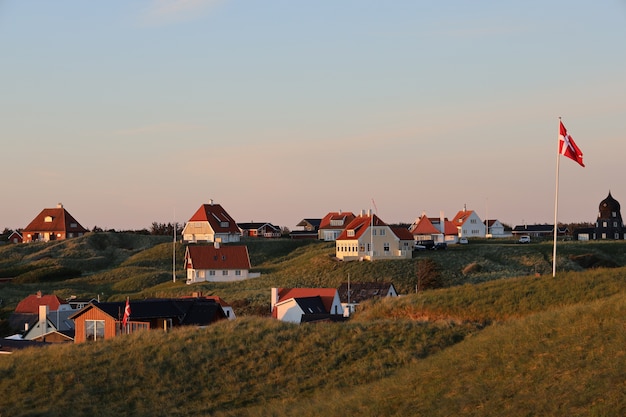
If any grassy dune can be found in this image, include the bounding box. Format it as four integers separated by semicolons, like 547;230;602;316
2;234;626;416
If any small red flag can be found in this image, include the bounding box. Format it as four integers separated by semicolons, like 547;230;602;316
122;298;131;327
559;121;585;167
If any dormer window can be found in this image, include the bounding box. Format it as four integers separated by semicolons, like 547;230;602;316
330;219;343;227
70;222;77;228
45;216;53;222
220;221;229;228
347;230;355;237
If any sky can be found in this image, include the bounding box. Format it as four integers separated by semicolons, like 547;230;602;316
2;1;626;231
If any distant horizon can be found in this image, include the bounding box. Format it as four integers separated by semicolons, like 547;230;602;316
2;1;625;233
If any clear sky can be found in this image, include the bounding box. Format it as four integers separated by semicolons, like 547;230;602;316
2;1;625;231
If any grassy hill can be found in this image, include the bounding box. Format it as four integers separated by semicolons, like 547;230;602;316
2;234;626;415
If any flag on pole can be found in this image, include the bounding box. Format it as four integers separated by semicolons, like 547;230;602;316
559;121;585;167
122;297;131;328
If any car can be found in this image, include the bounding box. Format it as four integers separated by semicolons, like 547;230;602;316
433;242;447;250
458;237;468;244
415;240;435;250
518;235;531;244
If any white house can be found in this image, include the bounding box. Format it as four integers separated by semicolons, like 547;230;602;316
337;282;398;317
271;288;344;323
181;200;241;244
184;242;259;284
485;219;511;238
335;211;413;261
318;211;356;241
452;208;486;238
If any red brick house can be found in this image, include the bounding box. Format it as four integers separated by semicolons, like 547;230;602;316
22;203;88;243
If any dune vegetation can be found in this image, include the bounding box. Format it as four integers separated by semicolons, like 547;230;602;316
1;233;626;416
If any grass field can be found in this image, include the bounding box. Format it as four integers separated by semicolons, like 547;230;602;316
2;233;626;416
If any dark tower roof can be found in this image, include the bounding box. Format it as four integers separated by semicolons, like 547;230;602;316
598;191;621;219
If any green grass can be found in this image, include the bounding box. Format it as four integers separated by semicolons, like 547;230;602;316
3;235;626;415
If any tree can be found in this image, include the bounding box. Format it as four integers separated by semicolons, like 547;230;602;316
415;258;442;293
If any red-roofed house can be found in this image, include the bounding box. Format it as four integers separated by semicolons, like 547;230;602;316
271;288;344;323
410;213;459;244
22;203;88;243
181;201;241;244
184;242;259;284
452;208;486;238
335;211;413;261
9;291;68;332
318;211;356;241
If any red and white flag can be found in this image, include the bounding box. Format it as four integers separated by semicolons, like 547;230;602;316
559;121;585;167
122;297;131;328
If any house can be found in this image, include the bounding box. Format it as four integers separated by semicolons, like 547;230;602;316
334;211;413;261
512;224;568;239
238;222;282;238
484;219;511;238
181;200;241;244
22;305;74;343
184;242;259;284
22;203;88;243
452;207;486;238
271;287;344;323
0;338;50;355
318;211;356;241
410;213;459;244
8;291;68;332
7;231;22;244
289;218;321;239
591;191;625;240
337;282;398;317
70;297;228;343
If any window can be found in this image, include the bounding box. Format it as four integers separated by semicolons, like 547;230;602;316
45;216;53;223
380;229;385;236
614;222;618;227
199;270;205;278
372;229;377;236
222;270;228;276
347;230;355;237
383;243;390;252
209;270;216;276
85;320;105;341
235;270;241;276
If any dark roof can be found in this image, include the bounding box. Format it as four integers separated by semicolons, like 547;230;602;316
296;218;321;229
237;222;280;231
70;298;227;326
513;224;553;233
1;338;50;354
337;282;396;304
294;296;328;315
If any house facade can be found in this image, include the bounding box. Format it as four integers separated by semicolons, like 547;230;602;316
22;203;88;243
318;211;356;241
452;208;486;238
237;222;282;238
184;242;258;284
22;305;74;343
181;201;241;244
335;211;413;261
271;288;344;323
289;218;321;239
593;192;625;240
484;219;511;238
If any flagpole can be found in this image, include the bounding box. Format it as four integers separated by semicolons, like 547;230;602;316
552;117;562;277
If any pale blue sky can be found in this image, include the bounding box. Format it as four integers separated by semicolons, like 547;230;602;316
2;1;625;231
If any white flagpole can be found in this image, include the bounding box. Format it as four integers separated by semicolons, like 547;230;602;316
552;117;562;277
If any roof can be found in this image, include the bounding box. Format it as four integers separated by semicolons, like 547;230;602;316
187;203;240;234
319;212;356;230
410;215;440;235
184;245;251;270
452;209;477;226
15;293;66;314
512;224;554;233
337;282;396;303
294;296;328;315
237;222;280;231
0;338;50;354
70;298;226;325
391;226;414;241
276;288;338;314
336;214;387;241
296;218;321;229
22;205;88;234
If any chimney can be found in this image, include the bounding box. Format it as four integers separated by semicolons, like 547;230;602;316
209;199;214;205
57;203;63;208
214;238;221;249
37;290;42;298
39;305;49;336
270;288;279;312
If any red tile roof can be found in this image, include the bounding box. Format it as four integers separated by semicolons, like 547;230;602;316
276;288;338;313
23;206;87;234
336;214;387;240
184;245;251;270
15;293;65;314
391;226;414;241
319;211;356;230
187;203;240;234
452;210;475;226
410;215;440;235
